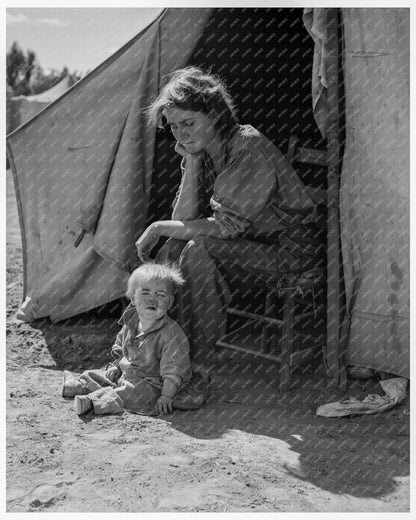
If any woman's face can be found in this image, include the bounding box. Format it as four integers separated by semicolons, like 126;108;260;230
163;107;218;154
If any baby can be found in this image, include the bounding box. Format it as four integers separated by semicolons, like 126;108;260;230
61;263;210;416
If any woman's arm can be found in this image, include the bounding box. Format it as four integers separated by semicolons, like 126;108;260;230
171;142;203;220
135;218;233;263
171;155;202;220
152;218;221;241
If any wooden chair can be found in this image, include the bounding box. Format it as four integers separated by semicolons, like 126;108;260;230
215;135;327;391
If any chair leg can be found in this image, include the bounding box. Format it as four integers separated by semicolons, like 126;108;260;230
261;290;275;353
280;290;295;391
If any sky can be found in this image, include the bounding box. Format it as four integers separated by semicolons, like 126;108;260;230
6;7;163;74
5;1;410;75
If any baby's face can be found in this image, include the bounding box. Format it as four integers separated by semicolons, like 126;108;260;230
133;279;174;323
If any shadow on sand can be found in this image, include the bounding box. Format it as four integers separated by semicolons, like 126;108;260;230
29;313;409;502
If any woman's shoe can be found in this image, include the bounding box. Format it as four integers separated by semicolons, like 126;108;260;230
347;366;376;379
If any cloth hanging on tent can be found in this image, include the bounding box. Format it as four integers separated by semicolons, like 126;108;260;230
303;8;329;138
316;378;407;417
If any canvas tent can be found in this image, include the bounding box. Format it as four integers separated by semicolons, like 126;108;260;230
339;9;409;379
7;8;409;384
6;75;75;134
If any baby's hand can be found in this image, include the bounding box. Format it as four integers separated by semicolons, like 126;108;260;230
155;395;173;415
106;365;120;382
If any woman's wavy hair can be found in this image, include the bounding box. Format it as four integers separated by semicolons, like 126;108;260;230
146;66;238;138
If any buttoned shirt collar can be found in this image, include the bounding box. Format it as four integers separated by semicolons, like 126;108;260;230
118;303;168;337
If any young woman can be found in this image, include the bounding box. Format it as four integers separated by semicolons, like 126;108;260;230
136;67;322;358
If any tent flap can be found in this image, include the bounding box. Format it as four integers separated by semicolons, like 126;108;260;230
340;8;409;377
302;8;330;138
7;8;212;321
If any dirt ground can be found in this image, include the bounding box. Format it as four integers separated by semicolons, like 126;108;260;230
5;169;410;513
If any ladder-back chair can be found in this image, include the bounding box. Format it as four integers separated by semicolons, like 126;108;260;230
216;135;327;391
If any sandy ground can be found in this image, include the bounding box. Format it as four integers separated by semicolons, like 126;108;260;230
5;169;410;513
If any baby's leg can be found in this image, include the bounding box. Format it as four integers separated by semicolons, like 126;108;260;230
75;380;160;416
62;368;116;398
77;387;125;415
115;380;160;415
78;369;118;392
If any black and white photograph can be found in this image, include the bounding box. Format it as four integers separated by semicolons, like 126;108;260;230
4;2;411;514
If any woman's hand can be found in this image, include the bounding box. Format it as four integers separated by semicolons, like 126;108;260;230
155;395;173;415
135;223;160;263
174;141;203;164
174;141;189;157
171;142;203;221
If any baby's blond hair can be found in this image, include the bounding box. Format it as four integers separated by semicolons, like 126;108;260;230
126;263;185;299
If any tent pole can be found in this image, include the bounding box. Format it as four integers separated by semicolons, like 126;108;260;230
325;8;345;388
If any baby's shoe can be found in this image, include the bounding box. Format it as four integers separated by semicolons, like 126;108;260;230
74;395;93;415
61;370;89;398
172;371;213;410
192;370;213;398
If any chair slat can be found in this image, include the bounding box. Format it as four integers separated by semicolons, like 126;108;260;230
216;134;328;391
